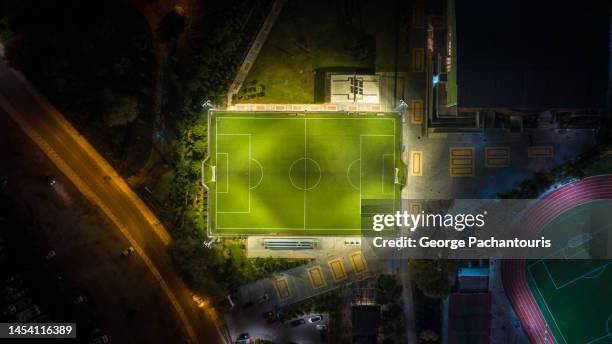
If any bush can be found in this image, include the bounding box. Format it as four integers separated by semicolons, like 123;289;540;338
409;260;457;299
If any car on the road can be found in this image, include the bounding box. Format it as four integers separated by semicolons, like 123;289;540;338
316;324;328;331
290;318;306;327
45;175;56;186
45;250;56;260
308;314;324;323
121;246;134;257
192;294;209;309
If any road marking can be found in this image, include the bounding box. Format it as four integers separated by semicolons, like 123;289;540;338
410;100;424;124
349;251;368;274
307;266;327;289
485;147;510;167
528;146;554;158
449;147;474;176
0;94;198;344
328;258;348;282
274;277;292;300
409;151;423;176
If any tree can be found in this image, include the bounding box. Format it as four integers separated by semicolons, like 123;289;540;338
192;140;206;157
192;124;207;139
157;8;186;43
409;260;458;299
378;274;402;304
419;329;440;342
106;97;139;127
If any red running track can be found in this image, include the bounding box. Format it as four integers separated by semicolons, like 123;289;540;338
501;175;612;344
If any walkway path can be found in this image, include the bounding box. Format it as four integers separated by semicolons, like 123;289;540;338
226;0;285;105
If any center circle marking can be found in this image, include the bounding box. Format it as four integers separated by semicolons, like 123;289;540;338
289;158;322;191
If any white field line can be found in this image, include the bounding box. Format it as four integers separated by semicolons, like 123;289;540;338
215;132;251;214
214;117;397;231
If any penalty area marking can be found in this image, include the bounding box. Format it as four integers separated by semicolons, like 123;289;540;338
215;133;251;214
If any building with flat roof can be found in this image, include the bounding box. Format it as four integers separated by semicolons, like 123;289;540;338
431;0;609;127
330;74;380;104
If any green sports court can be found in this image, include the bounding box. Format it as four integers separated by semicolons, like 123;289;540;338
203;112;403;236
526;202;612;344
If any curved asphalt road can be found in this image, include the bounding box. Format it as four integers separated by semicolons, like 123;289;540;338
0;59;224;343
502;175;612;344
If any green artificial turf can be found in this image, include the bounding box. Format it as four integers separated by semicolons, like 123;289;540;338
240;0;409;104
526;202;612;344
206;112;402;235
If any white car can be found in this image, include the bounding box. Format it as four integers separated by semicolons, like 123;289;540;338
308;314;323;323
121;246;134;257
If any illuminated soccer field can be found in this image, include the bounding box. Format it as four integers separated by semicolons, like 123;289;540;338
526;202;612;344
204;112;403;236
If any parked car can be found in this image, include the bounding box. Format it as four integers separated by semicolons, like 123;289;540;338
257;293;269;303
17;305;41;322
262;310;277;324
308;314;323;323
46;175;56;186
5;288;28;303
290;318;306;327
2;304;16;316
121;246;134;257
237;333;250;340
90;335;109;344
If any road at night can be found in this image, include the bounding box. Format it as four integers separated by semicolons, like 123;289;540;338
0;59;224;344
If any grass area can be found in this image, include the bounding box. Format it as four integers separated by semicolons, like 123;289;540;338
206;112;403;236
526;202;612;344
584;155;612;176
0;0;156;177
241;0;408;104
